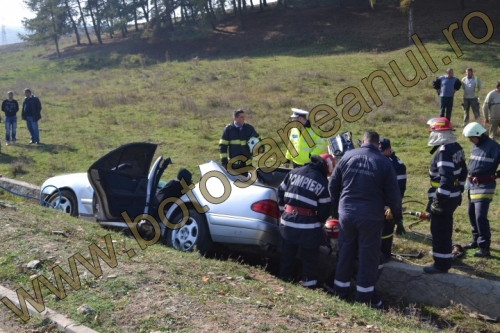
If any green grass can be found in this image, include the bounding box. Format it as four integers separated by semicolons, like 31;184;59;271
1;2;500;331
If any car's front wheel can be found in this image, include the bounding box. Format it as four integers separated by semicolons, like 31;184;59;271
47;189;78;217
166;209;212;254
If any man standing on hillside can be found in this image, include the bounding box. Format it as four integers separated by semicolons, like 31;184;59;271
328;131;402;308
482;81;500;140
284;108;326;168
21;88;42;144
462;122;500;258
1;91;19;146
461;68;482;127
219;109;261;174
433;68;462;121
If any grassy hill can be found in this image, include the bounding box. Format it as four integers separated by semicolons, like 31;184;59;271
1;0;500;331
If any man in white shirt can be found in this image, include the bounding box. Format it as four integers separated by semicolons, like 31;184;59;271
461;68;482;127
483;81;500;140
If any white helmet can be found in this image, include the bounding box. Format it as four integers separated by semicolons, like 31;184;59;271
248;137;260;152
463;122;487;137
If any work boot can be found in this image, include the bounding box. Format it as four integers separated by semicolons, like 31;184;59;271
423;265;448;274
463;242;478;250
473;249;491;258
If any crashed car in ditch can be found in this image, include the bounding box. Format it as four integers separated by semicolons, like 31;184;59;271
42;141;346;255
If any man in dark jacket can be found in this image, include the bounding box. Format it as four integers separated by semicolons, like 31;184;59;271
462;122;500;258
21;88;42;144
379;138;407;262
424;117;467;274
219;109;261;175
278;153;335;288
433;68;462;120
1;91;19;146
329;131;402;308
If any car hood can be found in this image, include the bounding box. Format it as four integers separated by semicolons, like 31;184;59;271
41;173;89;195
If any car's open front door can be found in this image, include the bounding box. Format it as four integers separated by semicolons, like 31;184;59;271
88;143;157;223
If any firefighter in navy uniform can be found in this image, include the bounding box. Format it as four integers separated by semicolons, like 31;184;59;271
424;117;467;274
329;131;402;308
379;138;407;262
219;109;261;173
278;153;336;288
462;122;500;258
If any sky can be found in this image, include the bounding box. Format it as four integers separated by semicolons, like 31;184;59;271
0;0;34;27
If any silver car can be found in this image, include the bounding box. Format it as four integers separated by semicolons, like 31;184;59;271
89;142;290;254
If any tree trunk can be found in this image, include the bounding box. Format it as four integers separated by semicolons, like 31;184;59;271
64;0;81;45
76;0;92;44
88;5;102;44
408;0;414;45
48;2;61;58
259;0;263;11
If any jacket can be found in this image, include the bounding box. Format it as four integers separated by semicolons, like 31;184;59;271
329;143;402;222
219;123;260;167
285;121;326;166
483;90;500;121
388;151;407;198
428;142;467;201
278;158;331;248
467;135;500;202
22;95;42;121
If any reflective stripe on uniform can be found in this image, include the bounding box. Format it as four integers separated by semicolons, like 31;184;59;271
437;161;455;168
301;280;317;287
470;155;495;163
431;251;452;259
280;220;321;229
356;285;375;293
470;193;495;200
284;192;318;207
381;233;393;239
397;175;407;180
318;197;332;203
334;280;351;288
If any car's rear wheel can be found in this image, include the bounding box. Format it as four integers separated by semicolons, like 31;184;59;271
166;209;212;254
47;189;78;217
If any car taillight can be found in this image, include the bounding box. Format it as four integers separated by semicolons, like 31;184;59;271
251;199;280;219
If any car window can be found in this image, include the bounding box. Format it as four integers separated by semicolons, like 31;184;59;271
100;145;156;176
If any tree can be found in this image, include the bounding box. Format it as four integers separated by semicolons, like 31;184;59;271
21;0;72;58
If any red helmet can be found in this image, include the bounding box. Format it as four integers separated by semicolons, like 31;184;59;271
320;153;336;176
324;218;340;240
428;117;454;132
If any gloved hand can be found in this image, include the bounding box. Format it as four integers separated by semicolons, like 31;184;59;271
385;208;393;220
395;219;406;235
222;162;228;170
258;145;265;154
431;193;448;215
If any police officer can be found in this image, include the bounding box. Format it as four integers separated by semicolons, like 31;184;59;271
379;138;407;263
278;153;336;288
424;117;467;274
219;109;261;173
462;122;500;257
329;131;402;308
284;108;326;168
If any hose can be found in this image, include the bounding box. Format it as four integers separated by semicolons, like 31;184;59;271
0;183;63;210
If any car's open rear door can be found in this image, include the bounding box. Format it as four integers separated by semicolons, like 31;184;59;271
88;143;157;223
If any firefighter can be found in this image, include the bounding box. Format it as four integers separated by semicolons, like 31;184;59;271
424;117;467;274
278;153;336;288
219;109;261;173
379;138;407;263
329;131;402;308
462;122;500;257
284;108;326;168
